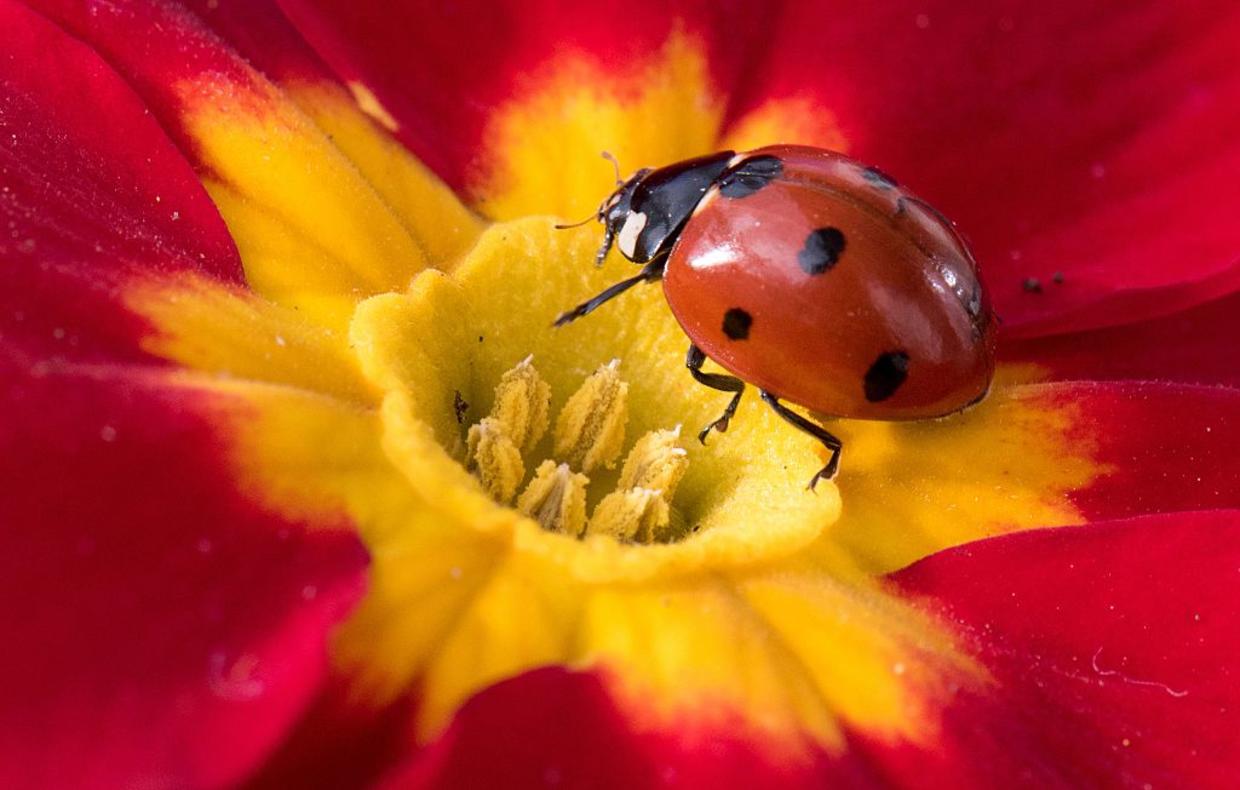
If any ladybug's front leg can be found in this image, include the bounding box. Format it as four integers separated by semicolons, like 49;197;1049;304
553;256;666;327
759;391;842;491
686;344;745;444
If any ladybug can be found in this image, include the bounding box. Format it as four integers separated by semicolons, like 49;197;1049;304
556;145;996;488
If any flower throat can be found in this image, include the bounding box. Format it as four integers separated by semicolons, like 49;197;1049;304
462;356;691;543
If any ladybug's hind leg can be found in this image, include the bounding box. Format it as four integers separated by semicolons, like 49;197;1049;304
554;257;666;327
759;391;842;491
686;344;745;444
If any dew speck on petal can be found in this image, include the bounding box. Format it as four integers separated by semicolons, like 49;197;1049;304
207;650;266;702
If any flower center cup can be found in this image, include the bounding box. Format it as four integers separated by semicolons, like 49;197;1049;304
349;217;842;585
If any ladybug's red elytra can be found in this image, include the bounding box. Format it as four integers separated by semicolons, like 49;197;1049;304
556;145;997;488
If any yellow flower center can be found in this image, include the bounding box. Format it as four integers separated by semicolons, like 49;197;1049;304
463;355;692;543
347;217;843;586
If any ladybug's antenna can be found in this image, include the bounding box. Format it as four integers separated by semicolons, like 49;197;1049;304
553;214;598;230
556;152;626;230
601;151;623;185
554;152;625;231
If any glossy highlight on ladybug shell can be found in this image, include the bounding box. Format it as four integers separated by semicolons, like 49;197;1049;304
660;145;996;421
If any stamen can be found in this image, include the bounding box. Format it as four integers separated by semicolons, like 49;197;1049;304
553;359;628;473
588;427;689;542
590;488;670;543
517;461;588;537
465;357;551;501
483;355;551;454
467;357;691;544
466;417;524;504
616;427;689;493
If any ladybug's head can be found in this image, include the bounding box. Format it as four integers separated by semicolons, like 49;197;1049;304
562;151;738;267
592;168;653;267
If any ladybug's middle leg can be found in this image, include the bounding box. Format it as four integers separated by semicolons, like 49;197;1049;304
759;391;842;491
554;257;666;327
686;344;745;444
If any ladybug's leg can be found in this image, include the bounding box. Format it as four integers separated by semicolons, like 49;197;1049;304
759;391;842;491
686;344;745;444
553;257;666;327
593;223;616;267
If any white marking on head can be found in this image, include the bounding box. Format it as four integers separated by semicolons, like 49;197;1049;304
617;211;647;258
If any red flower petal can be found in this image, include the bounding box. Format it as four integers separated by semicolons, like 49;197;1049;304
1;0;240;362
1001;290;1240;387
736;0;1240;335
1059;381;1240;520
273;0;771;193
278;0;1240;336
29;0;475;315
0;360;367;789
246;684;418;790
25;0;264;166
378;668;880;790
2;10;370;785
182;0;333;86
177;0;485;264
890;510;1240;787
3;0;377;397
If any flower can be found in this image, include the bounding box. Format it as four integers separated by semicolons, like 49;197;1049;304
3;1;1239;788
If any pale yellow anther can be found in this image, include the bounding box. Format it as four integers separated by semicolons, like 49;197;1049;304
464;356;690;544
616;427;689;495
554;360;628;473
517;460;589;537
589;488;671;543
482;355;551;454
587;429;688;542
466;417;525;504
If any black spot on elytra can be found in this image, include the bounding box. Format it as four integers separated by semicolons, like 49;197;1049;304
861;165;898;189
864;351;909;402
718;155;783;198
722;308;752;340
798;227;846;275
